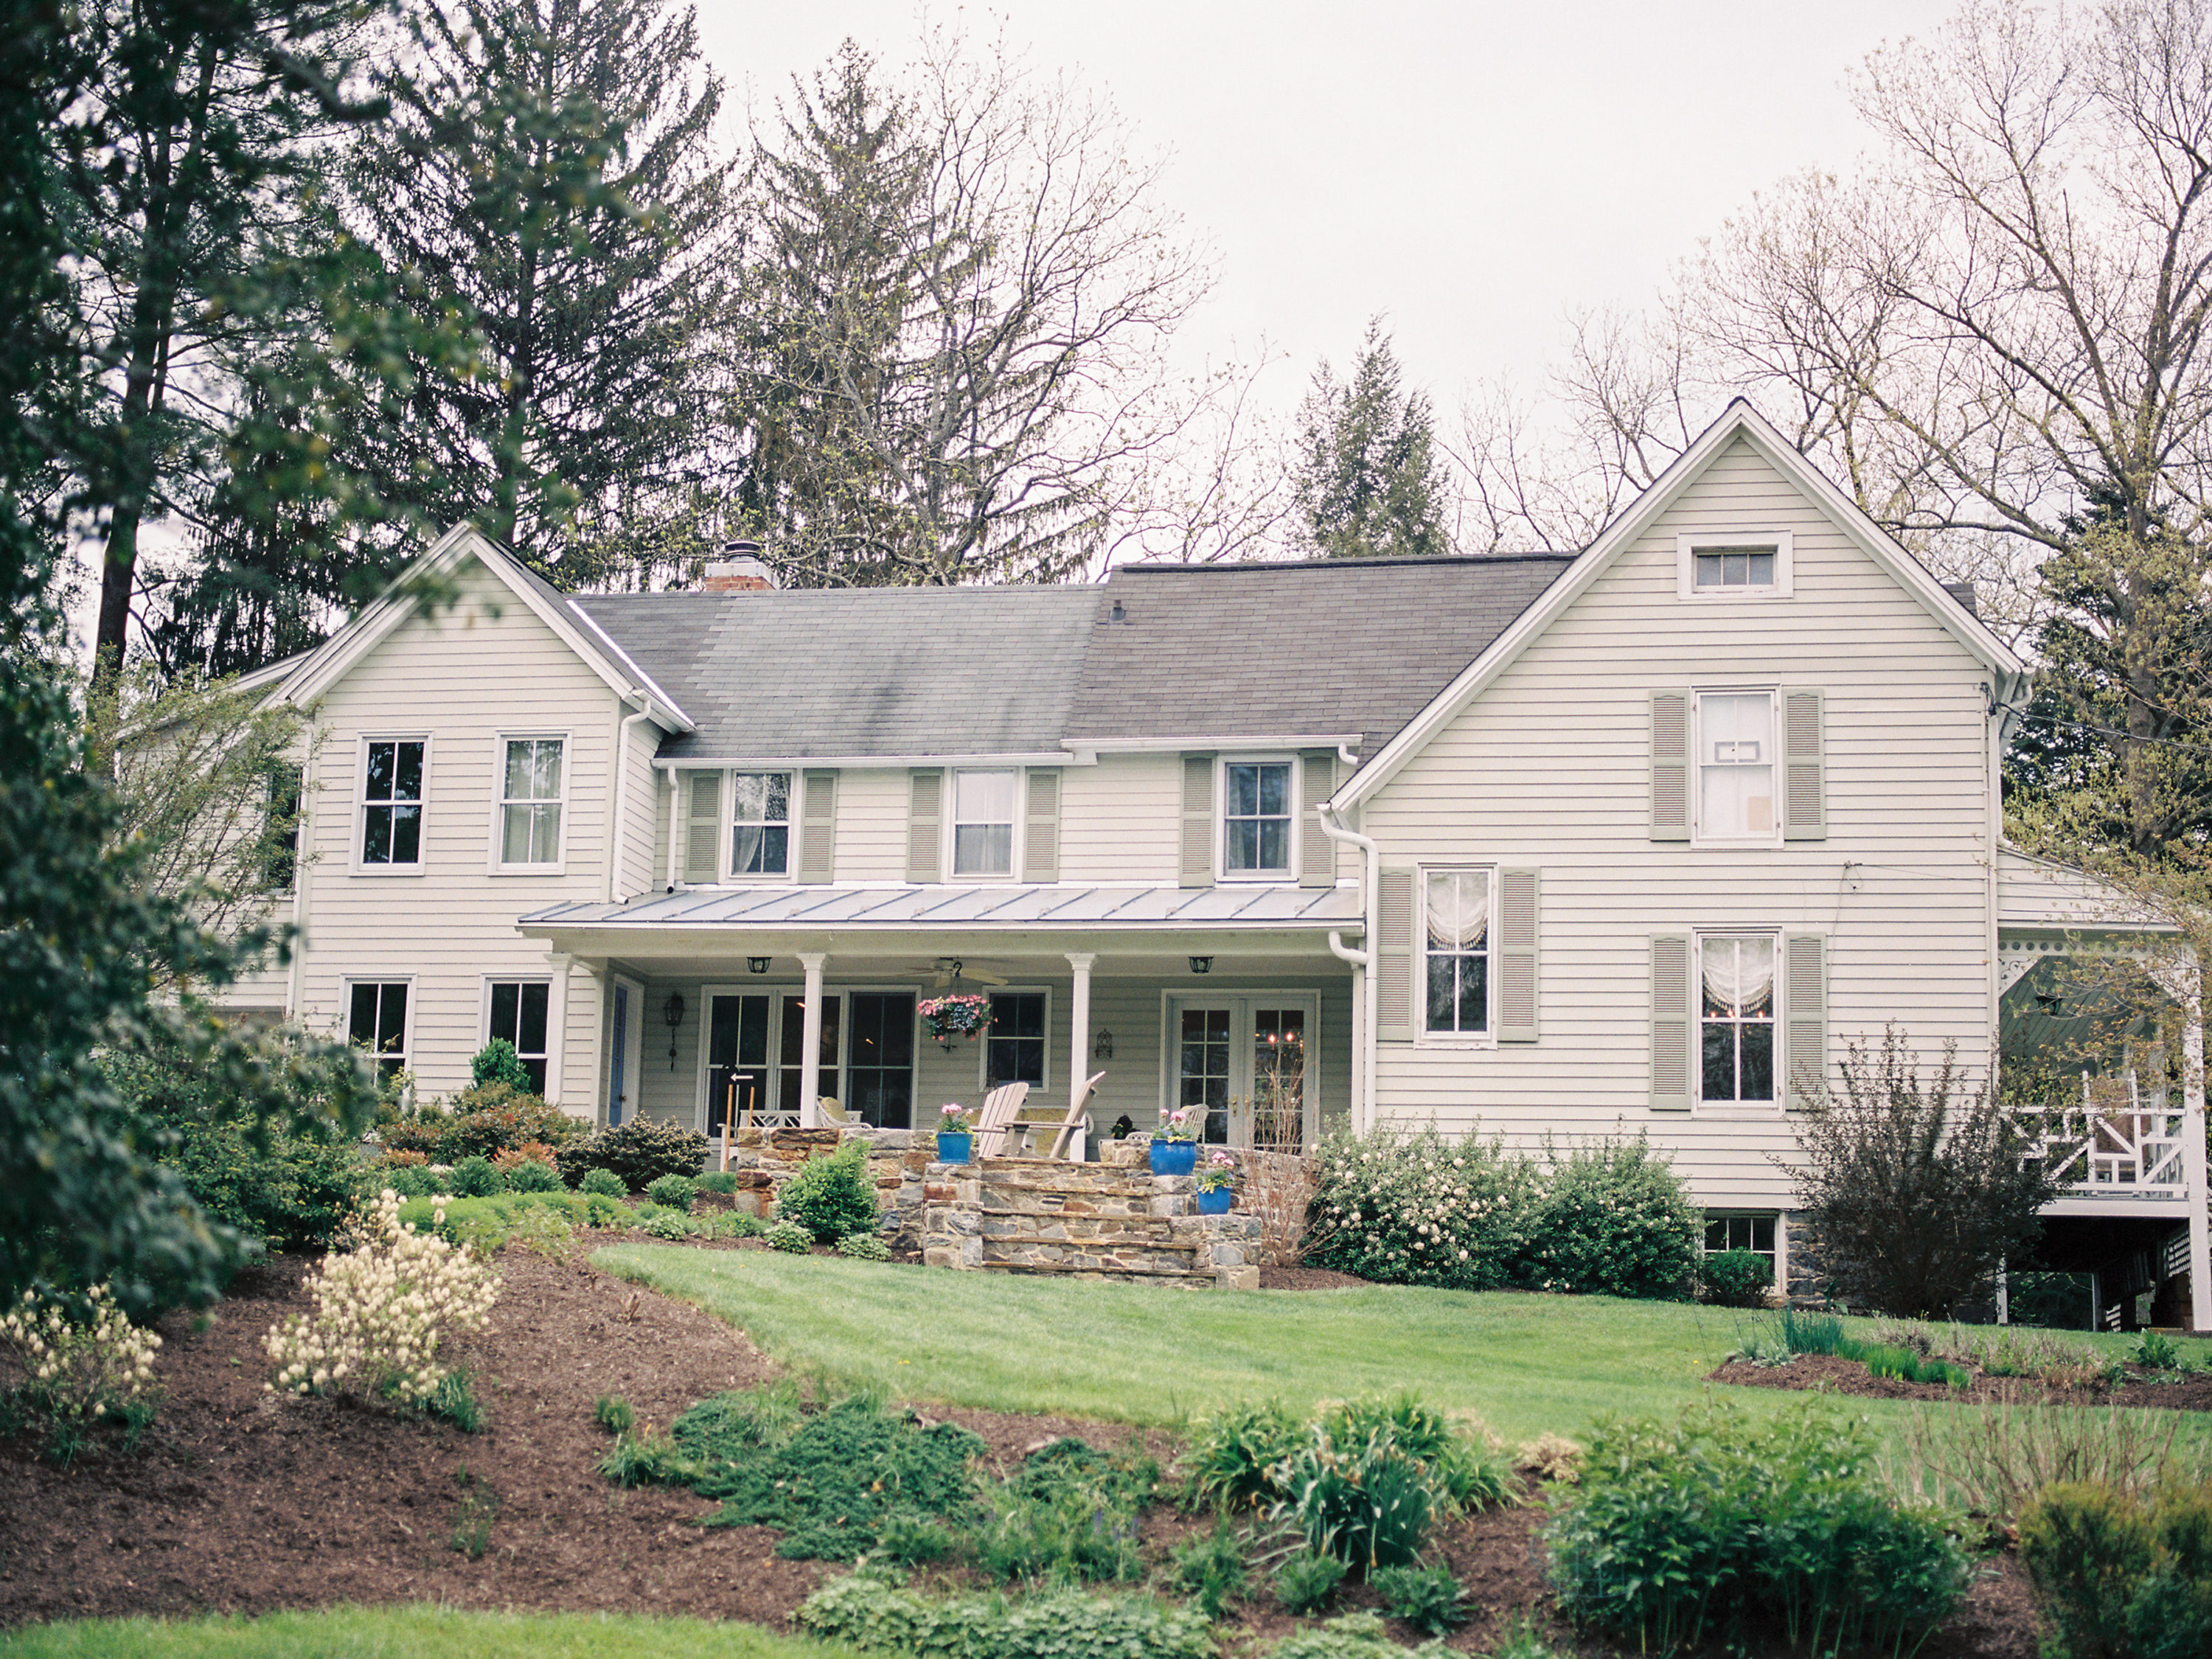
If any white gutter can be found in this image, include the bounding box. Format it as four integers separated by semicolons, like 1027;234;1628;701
608;690;660;903
1062;734;1363;761
655;751;1076;771
1317;801;1379;1133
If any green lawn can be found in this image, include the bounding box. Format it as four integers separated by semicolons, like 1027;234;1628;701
0;1608;862;1659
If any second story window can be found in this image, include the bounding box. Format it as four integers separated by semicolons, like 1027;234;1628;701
360;739;425;867
499;737;564;866
1695;692;1776;844
1424;869;1492;1035
1224;760;1292;877
952;769;1017;877
730;772;791;876
1701;933;1775;1105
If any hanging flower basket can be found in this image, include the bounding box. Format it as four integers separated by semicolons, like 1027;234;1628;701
919;993;992;1046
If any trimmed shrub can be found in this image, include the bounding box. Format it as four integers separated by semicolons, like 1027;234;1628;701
1519;1135;1699;1299
470;1040;532;1093
640;1208;695;1241
2020;1481;2212;1659
765;1220;813;1253
557;1116;708;1190
448;1155;505;1197
718;1211;766;1239
1304;1124;1539;1289
385;1164;442;1200
644;1174;698;1212
1547;1401;1969;1654
378;1083;578;1164
1700;1248;1775;1308
776;1139;880;1242
1274;1551;1347;1614
837;1231;891;1262
577;1166;628;1198
1371;1562;1467;1635
505;1159;563;1193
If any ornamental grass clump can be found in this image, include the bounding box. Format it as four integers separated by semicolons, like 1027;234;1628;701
0;1283;162;1464
263;1189;501;1413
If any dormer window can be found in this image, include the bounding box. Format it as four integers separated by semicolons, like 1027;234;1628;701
1677;532;1792;599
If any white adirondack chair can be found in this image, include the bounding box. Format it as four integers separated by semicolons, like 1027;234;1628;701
969;1080;1030;1158
1046;1072;1107;1161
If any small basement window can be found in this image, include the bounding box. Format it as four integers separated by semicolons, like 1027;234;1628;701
1704;1214;1777;1262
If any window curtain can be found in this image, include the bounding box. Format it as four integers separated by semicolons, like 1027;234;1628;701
1702;937;1774;1015
1425;872;1490;950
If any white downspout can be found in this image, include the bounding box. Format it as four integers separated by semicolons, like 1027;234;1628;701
608;690;656;903
1318;800;1378;1135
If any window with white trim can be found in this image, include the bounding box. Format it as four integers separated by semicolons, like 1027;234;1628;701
1423;868;1492;1036
1677;532;1791;598
1223;759;1293;877
984;990;1048;1088
951;769;1017;877
498;737;564;866
1703;1214;1777;1262
359;739;425;867
1700;933;1776;1105
1694;691;1778;844
486;980;551;1093
348;981;410;1076
729;772;791;877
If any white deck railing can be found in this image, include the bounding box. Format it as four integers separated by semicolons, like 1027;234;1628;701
2017;1074;2188;1198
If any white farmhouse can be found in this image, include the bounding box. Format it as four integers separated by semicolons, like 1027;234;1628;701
223;401;2211;1329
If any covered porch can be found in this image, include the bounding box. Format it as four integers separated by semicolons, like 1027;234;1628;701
521;883;1365;1160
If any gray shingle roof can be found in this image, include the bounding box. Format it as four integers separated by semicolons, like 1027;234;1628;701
1067;554;1572;752
565;554;1570;762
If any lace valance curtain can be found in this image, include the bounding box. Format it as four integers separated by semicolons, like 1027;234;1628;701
1425;872;1490;951
1702;936;1774;1015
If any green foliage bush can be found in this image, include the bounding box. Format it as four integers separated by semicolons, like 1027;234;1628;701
1304;1124;1698;1298
1267;1610;1450;1659
644;1173;697;1211
698;1170;739;1195
640;1208;695;1241
838;1231;891;1261
2020;1481;2212;1659
975;1437;1157;1585
719;1211;766;1239
1371;1564;1465;1635
776;1140;880;1242
577;1167;628;1198
448;1155;504;1197
557;1116;707;1190
1546;1402;1970;1653
1279;1425;1434;1574
873;1512;954;1567
765;1220;813;1253
594;1394;634;1435
1699;1248;1775;1309
397;1190;623;1251
470;1040;532;1093
383;1164;442;1200
1183;1400;1304;1512
380;1084;578;1164
505;1158;563;1193
1274;1551;1348;1613
797;1576;1214;1659
1169;1517;1248;1617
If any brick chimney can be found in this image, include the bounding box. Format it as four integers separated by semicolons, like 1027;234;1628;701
701;540;776;593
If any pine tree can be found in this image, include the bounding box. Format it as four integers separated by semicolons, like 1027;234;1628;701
1292;317;1450;560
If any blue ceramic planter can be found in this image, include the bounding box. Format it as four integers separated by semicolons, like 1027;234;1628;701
1149;1138;1198;1176
936;1131;973;1165
1196;1186;1234;1215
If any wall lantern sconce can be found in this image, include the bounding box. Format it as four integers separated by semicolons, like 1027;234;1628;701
748;956;771;975
663;992;686;1069
1093;1029;1115;1060
1189;956;1214;975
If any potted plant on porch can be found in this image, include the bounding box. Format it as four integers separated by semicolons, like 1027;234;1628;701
1148;1107;1200;1175
1194;1150;1237;1214
935;1103;974;1165
919;993;992;1051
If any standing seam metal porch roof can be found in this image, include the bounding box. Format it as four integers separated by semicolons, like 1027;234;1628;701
519;883;1366;931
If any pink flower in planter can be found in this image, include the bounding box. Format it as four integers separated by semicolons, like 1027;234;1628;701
937;1102;972;1130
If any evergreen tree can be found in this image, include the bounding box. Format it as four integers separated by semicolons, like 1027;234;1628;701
340;0;737;583
1291;317;1450;560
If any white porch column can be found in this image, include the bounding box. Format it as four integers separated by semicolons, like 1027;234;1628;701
1065;951;1096;1111
2187;975;2211;1332
547;953;572;1110
798;952;827;1130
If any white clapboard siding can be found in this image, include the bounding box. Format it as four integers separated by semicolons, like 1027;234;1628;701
1361;435;1996;1207
828;768;909;883
1057;755;1185;884
291;557;626;1115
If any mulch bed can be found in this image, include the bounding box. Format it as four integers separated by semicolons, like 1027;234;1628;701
0;1235;2042;1656
1711;1352;2212;1411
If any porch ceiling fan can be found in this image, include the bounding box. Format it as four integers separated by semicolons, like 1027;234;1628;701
907;957;1009;989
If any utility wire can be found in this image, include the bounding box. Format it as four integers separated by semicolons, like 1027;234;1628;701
1997;703;2212;761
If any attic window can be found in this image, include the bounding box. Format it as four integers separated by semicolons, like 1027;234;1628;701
1677;532;1792;599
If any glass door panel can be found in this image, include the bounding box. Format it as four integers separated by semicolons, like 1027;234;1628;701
846;992;916;1128
776;992;841;1120
1172;996;1318;1152
706;993;771;1135
1252;1006;1309;1152
1178;1006;1234;1144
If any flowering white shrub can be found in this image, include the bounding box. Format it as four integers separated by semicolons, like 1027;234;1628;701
0;1282;161;1433
264;1189;501;1406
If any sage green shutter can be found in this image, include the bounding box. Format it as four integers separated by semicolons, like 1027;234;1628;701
1495;868;1540;1043
1298;751;1336;888
1179;754;1215;887
683;771;722;883
796;771;837;883
1022;768;1061;882
1649;933;1693;1111
1374;868;1416;1040
905;769;943;883
1650;692;1690;841
1784;933;1827;1105
1781;689;1826;841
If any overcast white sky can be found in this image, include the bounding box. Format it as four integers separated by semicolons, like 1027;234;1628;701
698;0;1954;412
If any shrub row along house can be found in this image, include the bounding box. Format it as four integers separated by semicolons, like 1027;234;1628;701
220;402;2210;1328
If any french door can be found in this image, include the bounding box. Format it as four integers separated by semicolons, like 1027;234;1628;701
703;989;916;1133
1169;995;1317;1150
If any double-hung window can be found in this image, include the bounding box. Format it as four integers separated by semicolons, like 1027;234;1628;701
498;737;564;867
1695;692;1777;844
1223;760;1293;878
486;980;551;1093
348;981;410;1076
985;991;1047;1088
1423;869;1492;1036
729;772;791;877
359;739;425;868
951;770;1017;877
1700;933;1776;1106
